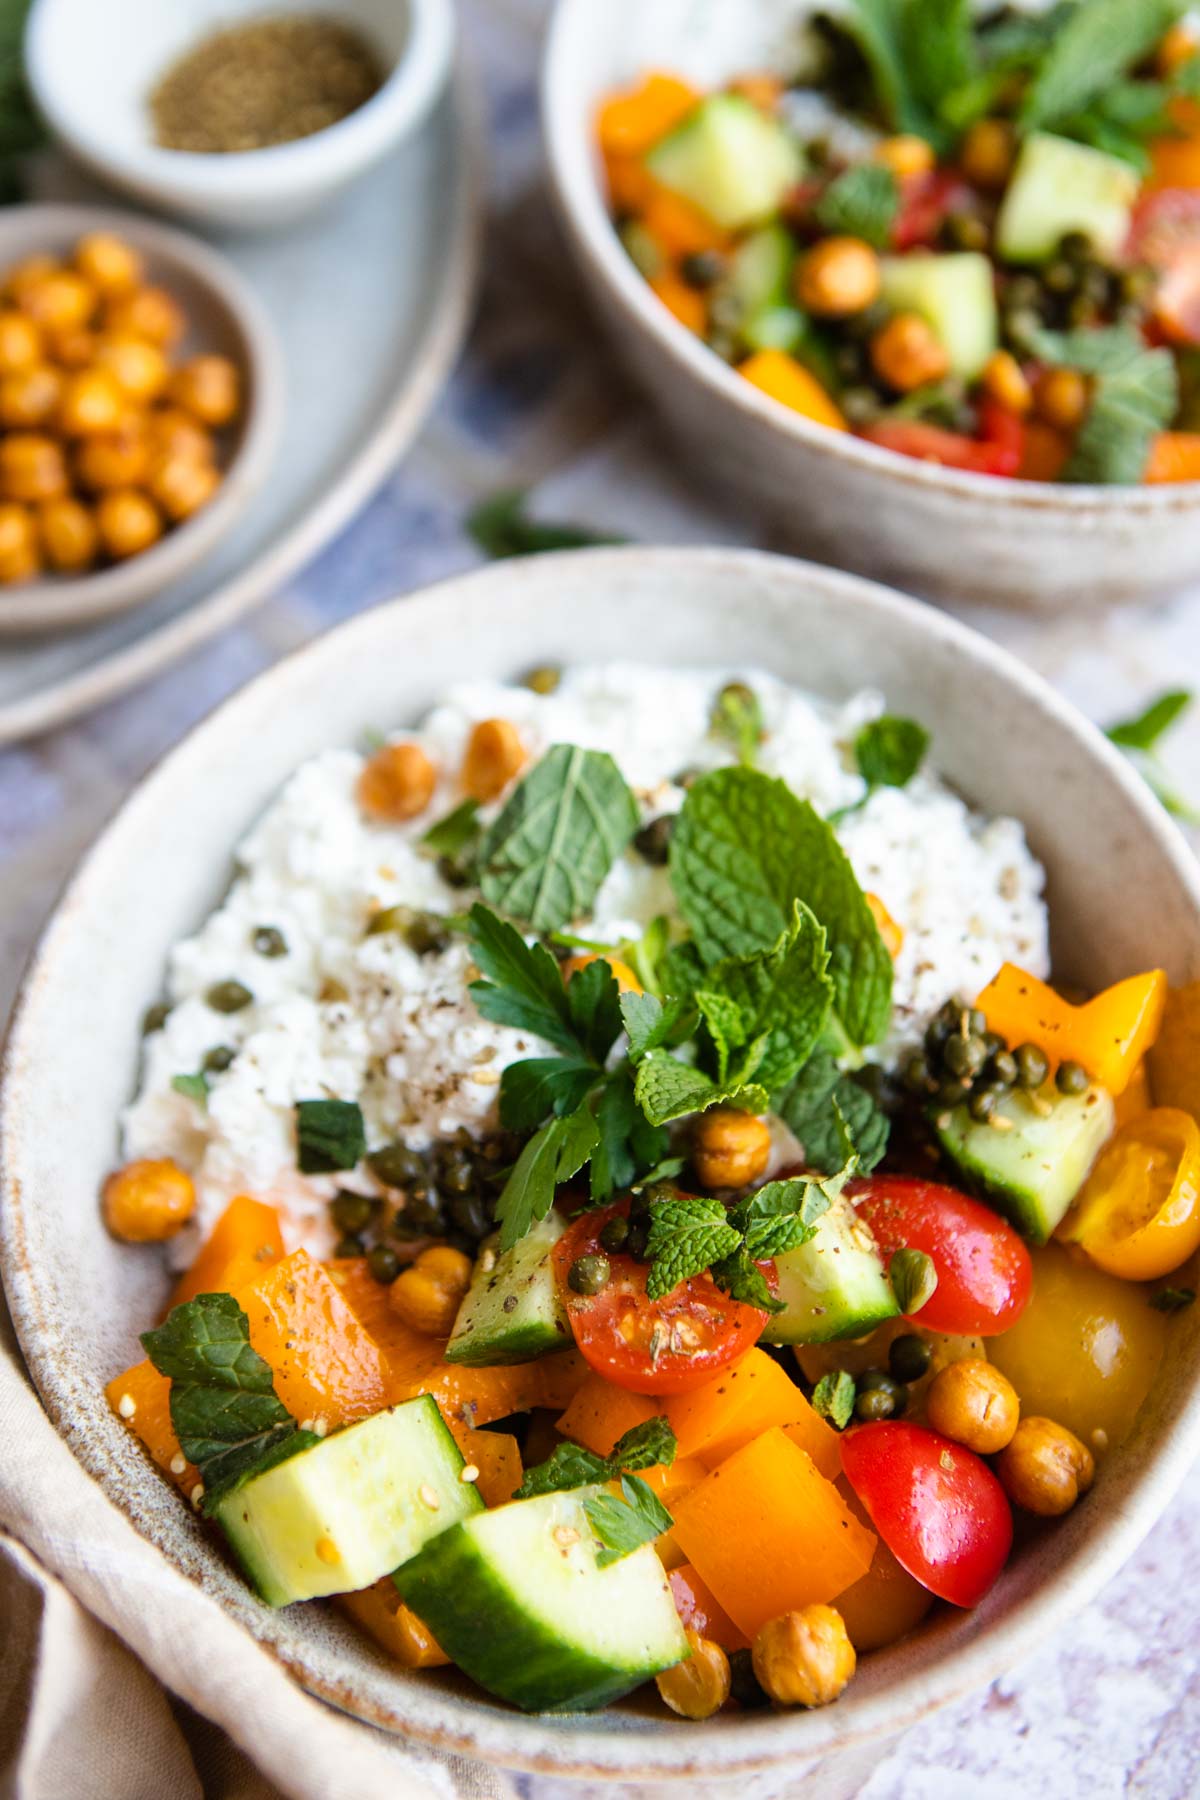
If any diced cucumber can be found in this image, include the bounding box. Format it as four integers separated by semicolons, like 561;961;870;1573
996;132;1139;264
743;303;808;354
392;1486;687;1712
445;1214;573;1367
711;223;796;340
647;95;804;232
935;1081;1116;1244
761;1194;899;1345
880;253;998;379
213;1396;480;1608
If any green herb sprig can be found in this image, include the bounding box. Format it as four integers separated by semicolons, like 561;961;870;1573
468;490;627;561
515;1417;676;1498
643;1171;848;1308
1106;690;1198;823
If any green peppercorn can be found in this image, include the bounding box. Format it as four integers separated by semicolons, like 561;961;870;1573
634;815;675;865
330;1190;374;1235
369;1143;429;1189
1015;1042;1050;1089
844;299;891;341
855;1381;902;1422
207;979;253;1014
368;1244;400;1285
142;1001;171;1035
568;1253;611;1296
969;1082;1005;1123
944;1032;987;1079
334;1233;365;1259
681;249;726;288
252;925;288;958
524;664;562;696
202;1044;236;1074
1057;1059;1090;1096
599;1214;630;1253
989;1049;1018;1088
888;1333;933;1383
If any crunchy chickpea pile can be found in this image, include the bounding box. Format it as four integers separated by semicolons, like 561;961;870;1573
389;1243;475;1337
752;1605;857;1709
691;1106;772;1191
655;1629;731;1719
103;1156;196;1242
996;1415;1095;1517
0;232;242;586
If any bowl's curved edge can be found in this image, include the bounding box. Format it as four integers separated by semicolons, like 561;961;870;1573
5;546;1200;1778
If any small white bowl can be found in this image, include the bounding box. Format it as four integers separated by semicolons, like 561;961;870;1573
543;0;1200;611
4;547;1200;1778
26;0;455;232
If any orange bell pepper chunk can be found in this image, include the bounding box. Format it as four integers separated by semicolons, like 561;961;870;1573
649;270;708;336
1146;432;1200;484
665;1347;842;1477
446;1424;523;1507
668;1563;751;1651
603;150;657;216
596;73;699;158
1147;97;1200;192
1018;419;1070;483
640;1456;707;1505
642;186;728;258
738;350;848;432
976;963;1167;1096
337;1581;449;1667
557;1373;658;1456
105;1357;199;1494
670;1428;877;1638
1057;1106;1200;1281
168;1195;284;1311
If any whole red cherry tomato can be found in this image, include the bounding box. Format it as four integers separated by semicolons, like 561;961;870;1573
1128;189;1200;344
551;1199;770;1395
841;1420;1014;1607
849;1175;1032;1335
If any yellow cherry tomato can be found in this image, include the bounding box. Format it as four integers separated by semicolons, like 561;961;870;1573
1114;1059;1152;1129
1148;982;1200;1125
1057;1108;1200;1281
976;963;1166;1096
989;1244;1166;1450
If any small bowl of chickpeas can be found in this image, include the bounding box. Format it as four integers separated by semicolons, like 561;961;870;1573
0;205;282;634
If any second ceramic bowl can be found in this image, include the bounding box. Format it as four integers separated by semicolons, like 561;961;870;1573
543;0;1200;611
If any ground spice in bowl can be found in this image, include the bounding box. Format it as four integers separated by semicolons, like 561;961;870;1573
149;15;385;155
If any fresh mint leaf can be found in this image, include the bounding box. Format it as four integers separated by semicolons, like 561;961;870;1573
1107;690;1193;751
620;990;694;1060
710;1247;785;1313
669;767;893;1047
634;1048;769;1127
467;904;578;1054
775;1050;890;1174
477;744;640;932
854;715;930;791
566;956;624;1065
608;1416;678;1473
1029;323;1156;376
710;681;765;767
141;1294;318;1512
495;1106;599;1251
171;1071;209;1108
733;1177;833;1259
516;1416;677;1500
811;1369;856;1430
843;0;936;141
903;0;976;121
644;1195;741;1300
815;163;898;249
420;799;482;876
468;489;627;560
1021;0;1182;133
585;1473;674;1569
499;1056;599;1133
694;903;834;1092
294;1099;365;1174
625;913;672;997
1065;348;1178;486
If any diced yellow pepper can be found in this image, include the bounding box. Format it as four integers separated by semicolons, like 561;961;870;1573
596;73;699;158
976;964;1167;1097
738;350;848;431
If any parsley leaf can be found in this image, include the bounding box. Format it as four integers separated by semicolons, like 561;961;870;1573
468;489;626;560
477;745;639;932
854;715;930;791
811;1369;857;1430
294;1099;365;1174
815;163;899;249
566;956;624;1065
585;1473;674;1569
171;1071;209;1108
1021;0;1183;134
589;1066;671;1202
694;903;834;1094
669;767;893;1047
420;798;482;875
499;1056;599;1133
645;1195;742;1300
775;1049;890;1174
467;904;578;1053
634;1048;769;1127
494;1106;599;1252
141;1294;318;1512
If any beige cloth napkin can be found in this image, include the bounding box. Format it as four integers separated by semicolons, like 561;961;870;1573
0;1300;517;1800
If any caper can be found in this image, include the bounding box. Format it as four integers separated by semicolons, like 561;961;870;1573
728;1647;770;1710
1066;292;1098;329
207;979;253;1014
330;1190;374;1235
1120;264;1156;309
707;331;739;365
1080;263;1111;306
252;925;288;958
982;1031;1006;1058
142;1001;171;1035
840;385;883;427
599;1214;630;1253
989;1049;1018;1088
625;1219;650;1261
367;905;451;956
854;1381;902;1422
936;1077;971;1109
436;853;472;889
1059;230;1091;266
903;1052;933;1094
681;249;726;289
1005;274;1043;312
334;1233;365;1259
568;1253;611;1296
438;1152;476;1197
888;1333;932;1383
944;212;989;253
967;1008;987;1038
449;1191;491;1240
369;1142;429;1189
634;814;675;865
944;1032;987;1079
673;765;703;790
856;1367;893;1392
203;1044;236;1074
969;1082;1005;1123
844;298;891;341
524;664;561;695
1056;1059;1090;1096
835;340;867;382
1043;258;1077;297
1014;1042;1050;1089
1003;307;1043;352
394;1191;443;1237
367;1244;400;1285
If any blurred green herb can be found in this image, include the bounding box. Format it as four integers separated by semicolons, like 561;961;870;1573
0;1;42;202
468;490;627;560
1107;690;1199;824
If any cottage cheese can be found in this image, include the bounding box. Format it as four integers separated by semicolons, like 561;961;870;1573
123;663;1048;1266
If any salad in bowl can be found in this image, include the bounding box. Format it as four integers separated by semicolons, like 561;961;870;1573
98;649;1199;1720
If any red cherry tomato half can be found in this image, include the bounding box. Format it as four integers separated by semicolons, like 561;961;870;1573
849;1175;1032;1336
1129;190;1200;345
892;170;974;252
551;1200;770;1395
859;420;1019;477
841;1421;1013;1607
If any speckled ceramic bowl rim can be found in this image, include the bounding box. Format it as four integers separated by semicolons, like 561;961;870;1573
542;0;1200;515
4;547;1200;1779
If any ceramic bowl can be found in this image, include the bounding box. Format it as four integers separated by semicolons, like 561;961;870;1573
0;204;283;637
542;0;1200;612
25;0;455;232
3;547;1200;1780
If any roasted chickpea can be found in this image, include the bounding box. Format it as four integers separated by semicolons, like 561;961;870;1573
997;1416;1095;1517
148;453;220;522
0;309;42;374
0;499;34;560
48;325;97;369
38;495;99;572
357;741;438;821
692;1107;772;1191
105;284;186;347
981;348;1032;416
0;433;68;503
655;1631;731;1719
58;367;126;436
461;716;527;802
960;118;1017;190
796;237;881;317
0;538;40;583
926;1358;1019;1454
75;420;150;492
168;353;240;427
6;254;59;302
1034;367;1090;433
875;134;935;180
561;951;643;995
871;312;951;392
388;1243;474;1337
74;231;143;297
0;364;62;429
102;1157;195;1242
96;488;163;561
147;405;214;465
17;270;95;333
94;333;170;404
752;1606;856;1709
